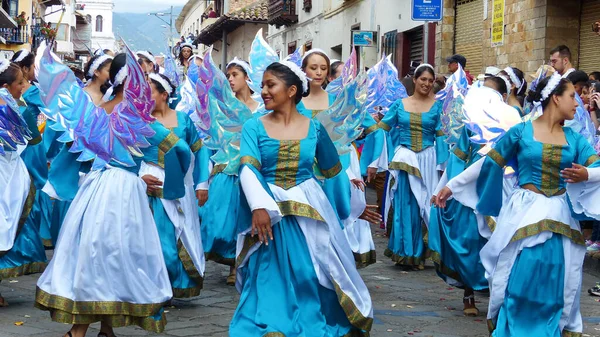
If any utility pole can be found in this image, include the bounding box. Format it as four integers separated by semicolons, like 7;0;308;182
148;6;175;49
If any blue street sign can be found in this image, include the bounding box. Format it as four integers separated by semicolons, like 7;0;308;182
412;0;443;21
352;31;376;47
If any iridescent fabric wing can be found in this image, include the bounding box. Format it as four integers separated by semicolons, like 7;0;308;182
326;47;357;98
316;72;368;154
163;48;181;87
0;89;31;154
565;93;599;149
35;41;155;169
437;64;469;145
462;86;522;149
284;46;303;67
364;55;407;116
247;29;279;104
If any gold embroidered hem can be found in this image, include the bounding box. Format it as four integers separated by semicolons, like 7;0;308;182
388;162;422;179
211;164;227;176
487;319;495;333
35;287;167;316
240;155;261;170
487;149;506;167
540;144;562;197
177;239;204;290
172;286;201;298
28;135;42;145
42;238;53;248
383;248;423;266
378;121;391;132
510;219;585;246
157;132;180;168
190;139;203;152
485;216;496;232
363;124;379;136
147;188;164;199
354;250;376;269
35;307;167;333
333;281;373;332
277;200;325;222
436;130;445;137
563;330;582;337
263;333;285;337
452;147;468;162
430;251;462;283
0;261;46;279
235;235;259;267
585;154;600;167
206;252;235;266
321;161;342;179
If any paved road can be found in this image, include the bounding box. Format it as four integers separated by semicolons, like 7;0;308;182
2;227;600;337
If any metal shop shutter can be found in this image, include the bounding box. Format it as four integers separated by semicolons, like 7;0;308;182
579;0;600;73
454;0;484;74
409;26;424;63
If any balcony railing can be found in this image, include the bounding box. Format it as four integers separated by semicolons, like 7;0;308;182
268;0;297;28
0;26;28;45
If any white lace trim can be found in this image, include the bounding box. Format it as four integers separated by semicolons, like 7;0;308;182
227;57;251;76
136;50;156;65
13;49;30;63
541;72;562;101
148;73;172;95
277;60;309;94
87;54;113;77
0;60;10;75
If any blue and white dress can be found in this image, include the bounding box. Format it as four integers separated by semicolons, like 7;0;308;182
447;121;600;336
230;117;373;336
379;99;448;266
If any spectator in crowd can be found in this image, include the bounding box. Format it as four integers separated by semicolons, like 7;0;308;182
590;71;600;81
446;54;473;85
328;60;343;82
549;45;575;77
567;70;589;97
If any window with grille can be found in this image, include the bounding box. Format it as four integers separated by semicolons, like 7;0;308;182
96;15;103;32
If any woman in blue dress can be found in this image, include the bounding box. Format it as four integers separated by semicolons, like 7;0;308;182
298;49;335;118
231;60;372;336
201;58;259;285
378;64;448;270
500;66;527;116
139;73;207;298
83;53;112;105
0;60;47;307
436;74;600;337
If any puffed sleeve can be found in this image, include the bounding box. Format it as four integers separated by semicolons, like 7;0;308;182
378;99;401;132
315;121;352;222
182;113;209;189
475;123;525;216
566;130;600;220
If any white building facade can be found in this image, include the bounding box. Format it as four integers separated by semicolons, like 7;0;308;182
46;0;78;55
78;0;115;52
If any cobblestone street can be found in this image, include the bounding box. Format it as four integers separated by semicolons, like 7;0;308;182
3;223;600;337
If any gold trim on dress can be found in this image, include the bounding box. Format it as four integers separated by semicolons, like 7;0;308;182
312;109;323;118
263;333;285;337
205;252;235;266
235;235;259;268
436;129;445;137
409;112;423;152
363;124;379;136
562;331;583;337
277;200;325;222
487;149;506;167
0;261;46;279
585;154;600;167
333;281;373;332
540;144;562;197
430;251;462;283
189;139;203;153
388;162;422;179
147;188;164;199
384;248;423;266
172;287;201;299
211;164;227;176
35;287;168;316
485;216;496;232
274;141;300;189
354;250;377;269
487;319;495;333
28;135;42;145
321;161;342;179
157;132;180;168
176;239;204;293
510;219;585;246
452;147;468;162
240;155;261;170
378;121;391;132
1;180;37;257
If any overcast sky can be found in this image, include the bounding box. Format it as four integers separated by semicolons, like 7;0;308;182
113;0;187;13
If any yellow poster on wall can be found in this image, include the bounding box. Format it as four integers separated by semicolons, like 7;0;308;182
491;0;504;46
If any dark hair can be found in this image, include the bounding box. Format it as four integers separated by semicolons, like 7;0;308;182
485;76;508;96
265;62;310;104
150;73;175;102
109;53;127;95
226;61;248;77
526;76;571;110
566;70;589;86
591;80;600;93
506;67;527;96
0;63;22;87
11;50;35;72
84;54;112;81
137;51;157;73
330;61;343;77
301;51;331;73
550;45;571;61
414;65;435;79
589;71;600;81
178;45;193;66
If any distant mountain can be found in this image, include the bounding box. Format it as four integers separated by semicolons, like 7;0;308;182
113;6;183;54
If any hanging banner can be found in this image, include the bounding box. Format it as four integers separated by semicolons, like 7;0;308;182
491;0;505;47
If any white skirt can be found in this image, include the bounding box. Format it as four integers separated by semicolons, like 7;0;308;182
0;151;31;252
37;166;172;308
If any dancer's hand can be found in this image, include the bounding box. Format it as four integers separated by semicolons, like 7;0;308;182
430;195;437;206
561;163;589;183
351;179;366;191
252;209;273;245
141;174;162;193
366;167;377;183
359;205;382;224
196;190;208;206
435;187;453;208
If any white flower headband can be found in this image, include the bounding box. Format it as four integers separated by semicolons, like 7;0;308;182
180;43;194;50
13;49;30;63
136;50;156;65
302;48;329;63
278;60;309;94
101;65;128;102
415;63;435;75
87;54;113;77
497;74;512;96
0;59;10;75
503;67;524;93
227;57;251;76
148;73;172;95
540;72;562;102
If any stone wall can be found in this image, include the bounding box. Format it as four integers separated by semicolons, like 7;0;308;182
434;0;455;74
545;0;581;67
